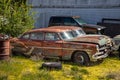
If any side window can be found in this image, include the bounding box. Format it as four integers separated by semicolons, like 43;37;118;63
63;18;78;26
51;17;62;23
21;33;30;39
30;32;44;40
50;17;62;26
45;33;60;41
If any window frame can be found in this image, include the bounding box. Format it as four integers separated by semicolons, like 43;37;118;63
44;32;60;41
30;32;44;40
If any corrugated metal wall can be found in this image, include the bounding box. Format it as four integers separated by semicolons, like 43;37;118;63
28;0;120;8
27;0;120;28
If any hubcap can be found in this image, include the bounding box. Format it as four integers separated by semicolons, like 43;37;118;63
76;55;84;63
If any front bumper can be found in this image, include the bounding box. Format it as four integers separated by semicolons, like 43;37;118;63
92;47;110;60
92;52;108;60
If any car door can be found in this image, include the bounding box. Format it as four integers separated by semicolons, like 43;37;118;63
12;33;30;54
43;32;63;57
25;32;44;55
14;32;44;55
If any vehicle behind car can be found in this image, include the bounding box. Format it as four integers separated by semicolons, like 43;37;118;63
113;35;120;52
48;16;106;34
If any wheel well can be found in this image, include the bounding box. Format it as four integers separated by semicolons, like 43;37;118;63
71;50;90;61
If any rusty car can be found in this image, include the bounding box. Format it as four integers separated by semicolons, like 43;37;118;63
11;26;113;65
48;26;113;52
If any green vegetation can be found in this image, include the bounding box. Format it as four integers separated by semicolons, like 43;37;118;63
0;0;34;37
0;56;120;80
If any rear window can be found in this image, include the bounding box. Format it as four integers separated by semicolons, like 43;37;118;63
49;17;78;26
49;17;63;26
50;17;62;23
63;17;78;26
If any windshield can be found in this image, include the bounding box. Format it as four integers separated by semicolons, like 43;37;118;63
73;29;86;37
74;17;87;25
60;31;76;40
60;29;86;40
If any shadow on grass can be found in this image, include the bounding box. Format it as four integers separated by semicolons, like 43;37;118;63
60;59;105;67
11;52;120;67
41;58;105;67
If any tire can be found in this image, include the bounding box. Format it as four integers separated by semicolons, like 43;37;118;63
72;51;90;66
41;62;62;70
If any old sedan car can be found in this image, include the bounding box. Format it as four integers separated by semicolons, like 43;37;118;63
11;26;113;65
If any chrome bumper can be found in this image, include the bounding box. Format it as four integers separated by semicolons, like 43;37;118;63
92;51;108;60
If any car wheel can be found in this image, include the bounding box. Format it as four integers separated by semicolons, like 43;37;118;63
72;51;90;66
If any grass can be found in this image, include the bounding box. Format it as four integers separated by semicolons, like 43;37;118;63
0;55;120;80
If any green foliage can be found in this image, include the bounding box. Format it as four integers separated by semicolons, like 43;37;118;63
0;56;120;80
21;70;54;80
70;66;88;80
79;69;89;75
0;74;8;80
0;0;34;37
0;56;54;80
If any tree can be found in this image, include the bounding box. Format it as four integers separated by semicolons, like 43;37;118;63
0;0;34;37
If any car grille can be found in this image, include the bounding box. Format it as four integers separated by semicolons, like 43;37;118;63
98;44;111;53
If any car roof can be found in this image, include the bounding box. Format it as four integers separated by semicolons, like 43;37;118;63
26;27;72;33
48;26;82;30
24;26;83;34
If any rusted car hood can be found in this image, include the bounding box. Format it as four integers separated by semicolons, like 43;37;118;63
66;35;109;45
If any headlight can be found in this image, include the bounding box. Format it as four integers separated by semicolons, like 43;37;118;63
96;45;99;51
